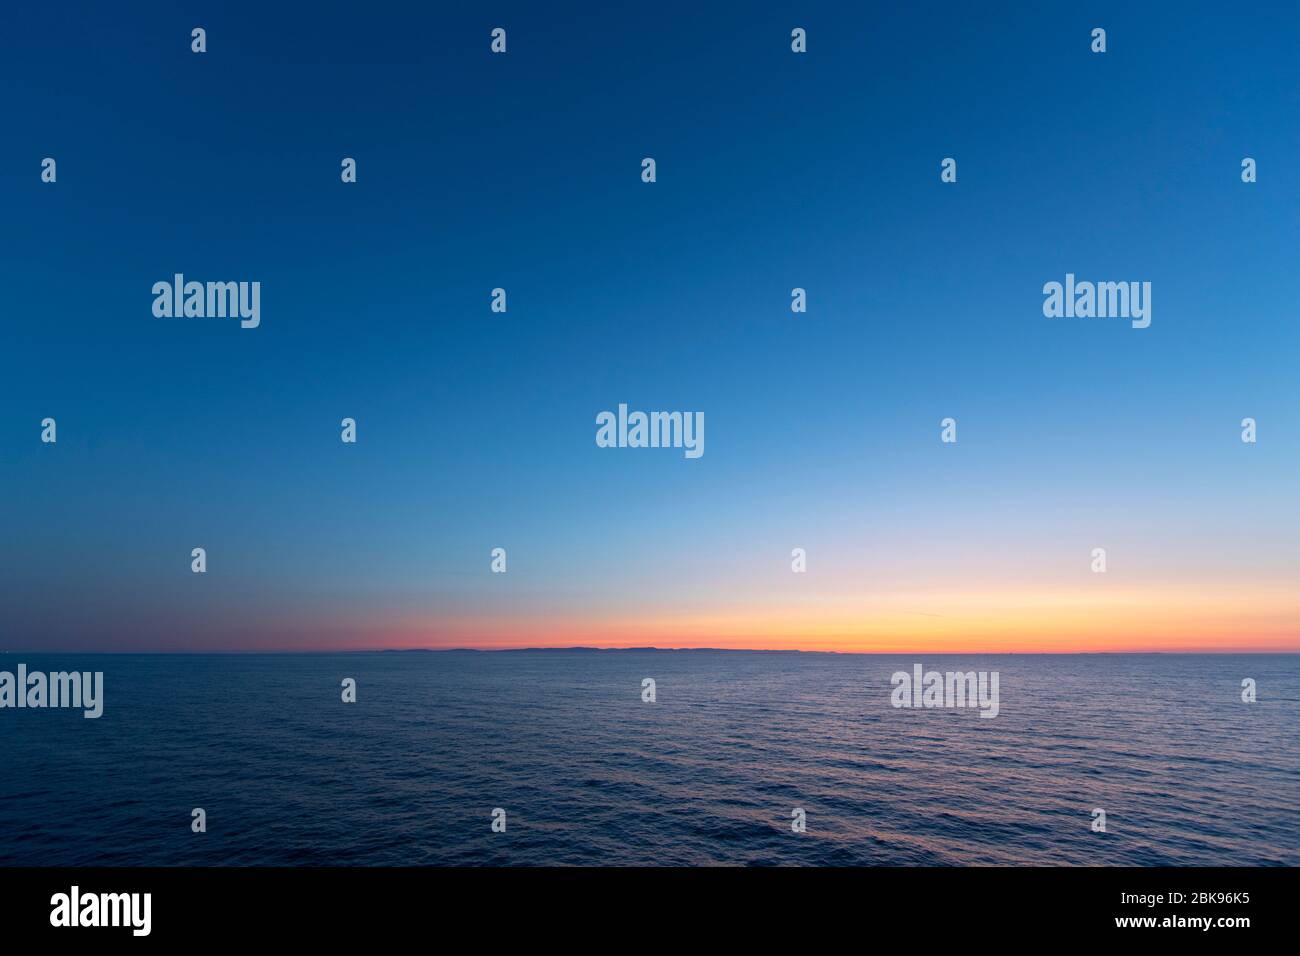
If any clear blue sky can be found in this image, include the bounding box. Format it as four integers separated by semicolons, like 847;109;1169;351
2;2;1296;650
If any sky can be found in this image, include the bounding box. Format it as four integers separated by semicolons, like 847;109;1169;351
2;2;1297;652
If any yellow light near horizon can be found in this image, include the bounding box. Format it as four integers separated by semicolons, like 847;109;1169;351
369;581;1300;653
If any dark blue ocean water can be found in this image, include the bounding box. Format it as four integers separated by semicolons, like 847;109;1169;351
1;652;1296;866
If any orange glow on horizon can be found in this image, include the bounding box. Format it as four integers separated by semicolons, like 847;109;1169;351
302;582;1300;654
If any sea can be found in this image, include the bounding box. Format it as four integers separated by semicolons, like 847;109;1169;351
1;651;1296;866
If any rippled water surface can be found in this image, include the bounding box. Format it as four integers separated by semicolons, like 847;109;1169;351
1;651;1296;865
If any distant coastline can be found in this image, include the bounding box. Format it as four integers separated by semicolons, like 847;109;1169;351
2;647;1296;656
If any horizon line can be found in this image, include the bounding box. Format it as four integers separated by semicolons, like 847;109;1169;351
2;646;1297;656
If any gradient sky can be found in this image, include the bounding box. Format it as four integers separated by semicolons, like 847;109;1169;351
2;2;1297;652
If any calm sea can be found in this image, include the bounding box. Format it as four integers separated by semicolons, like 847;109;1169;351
1;651;1296;866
